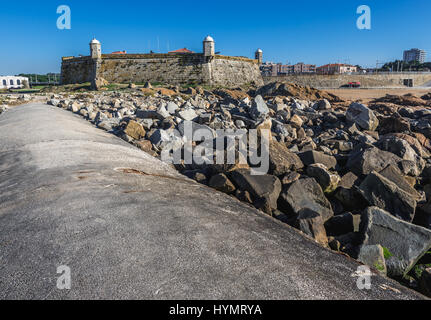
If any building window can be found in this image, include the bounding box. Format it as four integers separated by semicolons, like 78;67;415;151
17;80;21;85
10;80;14;85
2;80;6;86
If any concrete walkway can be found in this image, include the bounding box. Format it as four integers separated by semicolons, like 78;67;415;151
0;104;425;300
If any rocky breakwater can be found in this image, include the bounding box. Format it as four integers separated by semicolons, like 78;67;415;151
46;82;431;297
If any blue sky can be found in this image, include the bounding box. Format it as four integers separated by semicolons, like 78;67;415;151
0;0;430;75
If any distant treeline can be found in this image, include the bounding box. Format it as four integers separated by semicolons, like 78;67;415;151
379;60;431;72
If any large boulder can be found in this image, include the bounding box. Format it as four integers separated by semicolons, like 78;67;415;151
178;108;198;121
124;120;146;140
306;163;340;193
334;172;364;210
346;146;402;176
378;114;410;135
357;245;387;275
346;103;379;131
324;212;361;237
358;171;416;222
360;207;431;277
269;141;304;176
378;165;422;201
229;169;281;211
419;268;431;297
249;95;269;121
413;204;431;230
298;150;337;169
209;173;236;194
376;136;425;175
295;209;328;247
279;177;334;222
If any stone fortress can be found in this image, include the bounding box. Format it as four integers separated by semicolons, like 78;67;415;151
61;36;264;88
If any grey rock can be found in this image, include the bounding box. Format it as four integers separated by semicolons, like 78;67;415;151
298;150;337;169
166;102;179;114
378;165;422;201
149;129;183;149
346;102;379;131
136;109;163;120
346;146;402;176
357;245;387;275
306;163;340;193
141;118;154;130
230;169;281;211
178;121;215;139
413;204;431;230
178;108;198;121
315;99;331;110
361;207;431;277
97;118;120;132
358;171;416;222
279;177;334;222
419;268;431;297
249;95;269;121
209;173;236;194
377;136;425;175
296;209;328;246
157;105;171;119
324;212;361;237
48;99;60;107
269;141;304;176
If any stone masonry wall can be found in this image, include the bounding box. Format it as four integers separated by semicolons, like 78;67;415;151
61;53;263;87
61;57;95;84
98;54;206;85
264;73;431;88
211;56;264;87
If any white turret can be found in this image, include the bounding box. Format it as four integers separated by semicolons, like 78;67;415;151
203;35;215;57
255;48;263;65
90;38;101;59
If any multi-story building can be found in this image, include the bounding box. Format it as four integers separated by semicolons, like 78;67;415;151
260;62;279;76
260;62;316;76
403;48;426;64
0;76;29;89
292;62;316;74
316;63;357;75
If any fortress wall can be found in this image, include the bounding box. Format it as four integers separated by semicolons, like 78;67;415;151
211;56;264;87
263;73;431;88
61;57;94;84
98;54;206;85
61;53;264;87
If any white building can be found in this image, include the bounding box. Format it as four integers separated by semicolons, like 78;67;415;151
0;76;29;89
403;48;427;64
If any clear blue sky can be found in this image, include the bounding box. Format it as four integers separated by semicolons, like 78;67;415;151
0;0;430;75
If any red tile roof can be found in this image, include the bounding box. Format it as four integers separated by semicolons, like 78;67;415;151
169;48;195;54
111;51;127;54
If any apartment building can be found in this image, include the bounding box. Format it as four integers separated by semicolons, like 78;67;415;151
403;48;427;64
316;63;357;75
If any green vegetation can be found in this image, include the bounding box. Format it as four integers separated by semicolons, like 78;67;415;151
382;247;393;259
379;60;431;72
374;262;386;272
412;264;431;279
